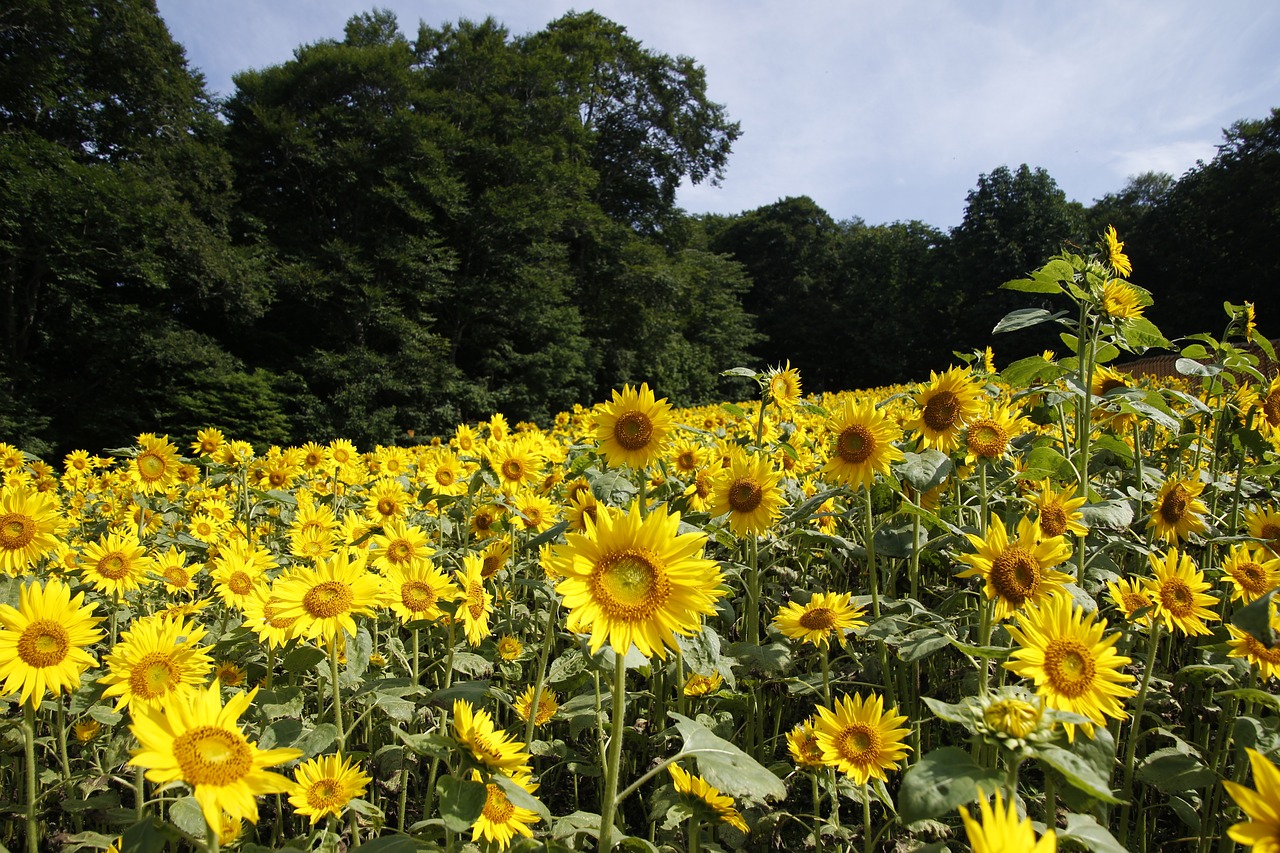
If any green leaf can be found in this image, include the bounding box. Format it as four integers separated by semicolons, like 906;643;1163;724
993;308;1062;335
1037;746;1122;804
669;712;787;803
395;729;454;760
168;797;207;838
1080;501;1133;530
437;775;488;833
282;644;327;672
897;747;1004;825
1231;589;1279;647
894;450;953;492
1002;276;1064;294
921;697;972;725
1018;445;1076;480
898;628;951;663
1136;748;1217;792
1059;812;1128;853
1002;355;1067;388
356;838;423;853
720;367;759;379
1175;357;1221;377
1120;317;1171;351
298;722;338;758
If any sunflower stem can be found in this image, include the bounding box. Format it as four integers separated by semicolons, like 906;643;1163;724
810;772;824;853
688;815;701;853
745;536;761;646
598;652;629;853
1043;770;1056;829
820;644;832;706
861;782;872;853
525;597;559;749
23;701;38;853
1119;622;1161;845
330;634;345;748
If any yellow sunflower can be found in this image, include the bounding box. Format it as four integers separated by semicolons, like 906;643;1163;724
0;577;103;709
681;468;717;513
813;692;912;785
1227;601;1280;684
1145;547;1219;636
1146;478;1209;543
190;428;225;457
773;591;867;648
454;554;494;647
669;438;709;478
382;559;457;625
130;433;181;494
819;397;904;490
959;789;1057;852
513;491;559;534
1030;479;1088;539
471;769;541;848
480;538;511;579
1100;279;1144;320
765;361;803;410
683;672;723;696
1106;577;1154;625
955;515;1073;622
565;490;600;533
549;502;725;660
1246;504;1280;556
786;718;826;769
211;541;274;610
129;680;302;833
486;438;544;495
513;684;559;726
371;519;434;575
240;585;301;648
288;753;371;825
470;504;505;541
593;383;675;470
98;614;212;711
362;478;412;524
496;635;523;661
963;401;1030;466
79;531;154;596
269;549;384;642
421;451;467;497
904;366;985;453
1003;596;1136;741
1102;225;1132;278
710;452;786;537
669;762;750;834
452;699;530;775
1223;748;1280;851
0;486;66;575
1222;543;1280;603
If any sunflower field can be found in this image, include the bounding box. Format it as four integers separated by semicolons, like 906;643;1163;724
3;233;1280;853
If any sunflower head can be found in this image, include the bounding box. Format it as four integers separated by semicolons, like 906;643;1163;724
1102;225;1132;278
593;383;675;470
960;788;1057;852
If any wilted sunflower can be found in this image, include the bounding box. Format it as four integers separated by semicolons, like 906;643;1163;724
669;762;750;834
1145;547;1219;636
98;614;212;711
1222;748;1280;852
955;515;1073;622
452;699;530;775
129;680;301;833
813;692;912;785
288;753;371;825
773;591;866;648
0;577;103;709
513;684;559;726
819;397;904;490
1146;478;1209;543
270;548;384;643
549;502;724;660
593;383;674;470
710;452;786;537
1003;596;1136;741
80;531;154;597
1030;479;1088;539
454;554;494;646
1222;543;1280;603
904;366;985;453
1103;225;1132;278
959;789;1057;852
471;769;541;848
0;486;66;576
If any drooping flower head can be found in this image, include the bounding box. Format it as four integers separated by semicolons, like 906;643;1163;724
593;383;674;470
1102;225;1132;278
452;699;531;775
669;762;750;834
0;577;103;709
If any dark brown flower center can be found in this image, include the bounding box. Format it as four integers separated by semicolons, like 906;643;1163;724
614;411;654;452
922;391;961;432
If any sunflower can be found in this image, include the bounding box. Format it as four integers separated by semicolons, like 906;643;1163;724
452;699;531;775
80;531;154;596
565;490;600;533
1222;543;1280;603
371;519;434;575
471;769;541;849
486;438;544;495
213;660;247;687
496;635;523;661
1106;577;1154;625
904;366;985;453
1100;279;1144;320
593;383;675;470
130;433;180;494
470;504;505;541
480;539;511;580
773;591;866;648
0;486;66;575
240;584;301;648
1246;504;1280;556
1030;479;1088;539
1145;547;1219;636
190;428;225;457
513;492;558;534
765;361;803;410
488;413;510;442
288;753;371;825
1227;600;1280;683
1146;478;1209;543
959;789;1057;852
682;468;717;513
74;718;101;742
269;549;384;643
1223;748;1280;851
710;452;786;537
1003;596;1136;741
98;614;212;711
955;515;1073;621
1102;225;1132;277
669;439;709;478
421;451;467;497
549;502;725;660
819;397;904;490
0;577;103;709
669;762;750;834
683;672;723;697
211;541;274;610
363;478;411;524
786;718;826;769
813;692;911;785
454;554;494;647
129;680;302;833
383;559;456;625
513;685;559;726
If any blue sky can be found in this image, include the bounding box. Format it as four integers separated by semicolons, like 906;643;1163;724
156;0;1280;231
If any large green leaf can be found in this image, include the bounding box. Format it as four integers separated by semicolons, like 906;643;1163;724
668;712;787;803
897;747;1004;825
1037;745;1122;804
894;450;953;492
1136;748;1216;792
437;775;488;833
1059;812;1128;853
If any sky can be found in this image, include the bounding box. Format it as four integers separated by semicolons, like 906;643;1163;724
156;0;1280;231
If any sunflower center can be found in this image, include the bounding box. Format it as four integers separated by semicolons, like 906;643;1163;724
799;607;837;631
591;549;671;620
376;498;398;517
1234;561;1268;594
1097;377;1127;395
0;513;35;550
836;425;875;464
613;411;654;451
1261;523;1280;543
676;451;698;472
164;566;191;588
1263;391;1280;427
306;779;344;809
305;451;324;468
1159;578;1194;615
17;619;69;667
172;726;252;786
1043;639;1096;698
467;583;486;620
435;468;455;486
1122;593;1150;614
302;581;354;618
137;451;167;481
128;652;180;700
1159;485;1189;524
300;520;325;538
483;783;515;822
474;513;495;532
727;477;763;514
922;391;961;432
388;541;413;563
990;546;1040;605
227;571;254;596
501;459;525;482
967;422;1007;458
1039;505;1068;538
837;722;881;764
482;556;503;578
97;553;130;580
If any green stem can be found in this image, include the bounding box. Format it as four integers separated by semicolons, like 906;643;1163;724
745;536;761;646
820;644;832;706
23;702;38;853
811;772;824;853
598;653;629;853
330;634;345;747
525;599;559;748
1043;770;1056;829
862;782;873;853
689;815;702;853
1119;624;1161;845
206;811;221;853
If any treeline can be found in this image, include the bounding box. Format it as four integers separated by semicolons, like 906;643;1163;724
3;2;1278;456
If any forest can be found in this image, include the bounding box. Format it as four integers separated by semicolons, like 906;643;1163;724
3;1;1278;455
